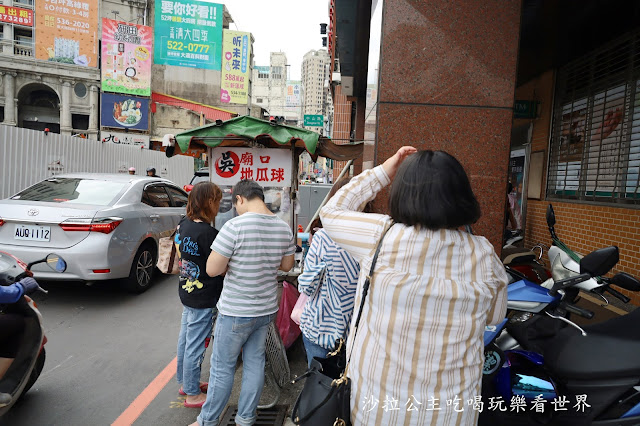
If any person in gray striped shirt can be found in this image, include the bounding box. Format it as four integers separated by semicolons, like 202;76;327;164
193;179;295;426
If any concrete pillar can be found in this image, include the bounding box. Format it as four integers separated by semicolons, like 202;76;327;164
373;0;522;250
88;84;99;139
60;80;72;136
3;23;13;55
3;72;17;126
353;96;366;175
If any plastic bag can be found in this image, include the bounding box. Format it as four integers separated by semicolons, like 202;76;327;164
277;281;302;349
290;293;309;325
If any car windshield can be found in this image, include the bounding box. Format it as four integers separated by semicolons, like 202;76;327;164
10;178;127;205
191;174;210;185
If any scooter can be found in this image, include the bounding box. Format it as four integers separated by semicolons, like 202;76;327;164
546;203;633;305
0;251;66;417
482;245;640;425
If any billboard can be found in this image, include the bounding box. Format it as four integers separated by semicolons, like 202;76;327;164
220;30;251;104
101;19;153;96
286;82;301;107
101;93;150;131
154;0;223;70
0;6;33;27
36;0;98;67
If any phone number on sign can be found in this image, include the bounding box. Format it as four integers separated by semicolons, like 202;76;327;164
57;17;89;29
166;41;209;53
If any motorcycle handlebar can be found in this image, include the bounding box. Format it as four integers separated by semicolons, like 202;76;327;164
562;302;594;320
603;285;630;304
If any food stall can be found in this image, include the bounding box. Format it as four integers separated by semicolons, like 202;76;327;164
164;115;363;235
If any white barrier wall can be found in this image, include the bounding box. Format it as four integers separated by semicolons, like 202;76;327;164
0;125;194;199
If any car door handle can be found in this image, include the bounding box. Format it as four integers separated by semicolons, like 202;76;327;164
150;214;160;221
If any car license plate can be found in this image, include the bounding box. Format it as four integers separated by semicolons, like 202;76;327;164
14;225;51;242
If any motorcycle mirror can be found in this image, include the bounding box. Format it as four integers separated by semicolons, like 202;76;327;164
546;204;556;227
579;246;619;277
611;272;640;292
46;253;67;273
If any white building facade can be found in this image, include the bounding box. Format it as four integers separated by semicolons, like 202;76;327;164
301;49;330;135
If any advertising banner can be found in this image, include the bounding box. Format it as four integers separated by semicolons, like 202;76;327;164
0;6;33;27
154;0;223;70
220;30;251;104
100;131;150;147
36;0;98;67
101;93;150;131
101;19;153;96
286;82;301;107
209;147;291;187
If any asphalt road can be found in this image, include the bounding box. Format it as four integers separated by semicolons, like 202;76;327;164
0;273;307;426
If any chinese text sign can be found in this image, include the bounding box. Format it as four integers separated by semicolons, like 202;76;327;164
36;0;98;67
154;0;223;70
0;6;33;27
210;148;291;187
220;30;251;104
101;19;153;96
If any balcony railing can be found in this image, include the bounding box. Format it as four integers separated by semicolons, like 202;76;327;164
0;39;33;57
14;44;33;57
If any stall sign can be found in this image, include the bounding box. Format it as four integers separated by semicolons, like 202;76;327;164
101;93;150;131
210;148;292;187
0;6;33;27
101;19;153;96
36;0;98;67
220;30;251;104
100;131;149;147
154;0;223;70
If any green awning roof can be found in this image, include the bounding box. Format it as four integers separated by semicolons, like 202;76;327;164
175;115;320;154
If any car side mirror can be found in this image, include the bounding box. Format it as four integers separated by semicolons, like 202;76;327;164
46;253;67;273
579;246;619;277
612;272;640;292
546;204;556;227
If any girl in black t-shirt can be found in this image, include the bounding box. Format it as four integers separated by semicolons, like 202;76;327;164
174;182;223;408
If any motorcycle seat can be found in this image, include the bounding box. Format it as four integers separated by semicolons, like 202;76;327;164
545;308;640;380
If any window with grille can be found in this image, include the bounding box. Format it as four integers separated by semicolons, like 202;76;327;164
547;31;640;205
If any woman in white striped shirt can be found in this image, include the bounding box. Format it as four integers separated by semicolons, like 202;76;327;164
320;146;508;426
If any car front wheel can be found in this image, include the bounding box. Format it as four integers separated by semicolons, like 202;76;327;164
124;243;156;293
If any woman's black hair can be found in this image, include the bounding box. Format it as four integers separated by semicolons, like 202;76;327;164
232;179;264;204
389;150;481;230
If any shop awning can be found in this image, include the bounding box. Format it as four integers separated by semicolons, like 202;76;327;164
171;115;363;161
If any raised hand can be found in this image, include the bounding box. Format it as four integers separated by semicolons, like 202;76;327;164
382;146;418;180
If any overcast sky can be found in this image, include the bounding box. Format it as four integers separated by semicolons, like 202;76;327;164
217;0;382;82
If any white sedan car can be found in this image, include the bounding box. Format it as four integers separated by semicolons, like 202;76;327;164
0;173;188;293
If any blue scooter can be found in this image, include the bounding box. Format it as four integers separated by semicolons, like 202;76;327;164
481;245;640;425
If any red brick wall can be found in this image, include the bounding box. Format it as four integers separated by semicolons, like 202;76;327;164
331;84;352;179
520;71;640;305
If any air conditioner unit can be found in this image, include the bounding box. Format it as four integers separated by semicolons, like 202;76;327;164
342;76;353;96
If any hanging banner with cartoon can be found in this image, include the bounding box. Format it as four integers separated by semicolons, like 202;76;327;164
35;0;98;67
209;148;291;187
101;19;153;96
220;29;251;104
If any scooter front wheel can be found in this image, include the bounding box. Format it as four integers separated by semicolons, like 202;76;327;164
21;348;46;398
